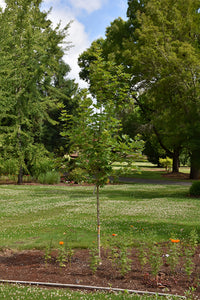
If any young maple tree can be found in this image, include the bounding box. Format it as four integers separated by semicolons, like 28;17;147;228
62;90;143;257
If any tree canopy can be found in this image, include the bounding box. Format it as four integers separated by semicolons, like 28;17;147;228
129;0;200;176
0;0;72;182
62;89;143;257
78;0;200;178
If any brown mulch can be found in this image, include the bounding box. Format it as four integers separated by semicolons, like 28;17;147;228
0;247;200;298
162;172;190;180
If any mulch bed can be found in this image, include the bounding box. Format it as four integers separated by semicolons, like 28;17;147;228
0;247;199;298
162;172;190;180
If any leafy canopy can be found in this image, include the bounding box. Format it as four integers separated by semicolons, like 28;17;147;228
0;0;71;181
62;90;143;187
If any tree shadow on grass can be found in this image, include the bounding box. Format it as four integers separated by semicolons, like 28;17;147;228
100;187;189;201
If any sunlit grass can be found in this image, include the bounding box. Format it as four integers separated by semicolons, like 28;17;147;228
112;161;190;180
0;284;181;299
0;183;199;250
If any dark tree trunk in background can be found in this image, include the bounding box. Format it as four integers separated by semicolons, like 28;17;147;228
17;165;23;184
172;149;180;173
190;150;200;179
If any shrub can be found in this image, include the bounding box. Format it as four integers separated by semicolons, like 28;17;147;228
159;157;172;172
38;171;60;185
68;168;89;183
143;137;166;166
30;155;56;179
0;158;19;175
189;181;200;197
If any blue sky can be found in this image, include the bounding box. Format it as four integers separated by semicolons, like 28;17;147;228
0;0;128;87
41;0;128;87
75;1;127;41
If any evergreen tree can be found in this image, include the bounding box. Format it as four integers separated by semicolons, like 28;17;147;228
0;0;71;183
42;60;79;155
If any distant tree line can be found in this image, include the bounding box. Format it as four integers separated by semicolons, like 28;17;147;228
1;0;200;183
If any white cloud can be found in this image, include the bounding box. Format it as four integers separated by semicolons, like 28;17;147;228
0;0;91;88
0;0;5;9
67;20;90;88
42;0;60;4
69;0;105;14
45;4;90;88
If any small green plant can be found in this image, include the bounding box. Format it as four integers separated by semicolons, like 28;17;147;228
44;239;53;266
89;244;101;274
108;245;119;268
188;229;199;254
159;157;172;172
108;236;132;277
63;229;76;267
56;241;67;267
116;244;132;277
184;248;194;280
166;239;181;275
148;243;163;279
138;242;148;272
189;181;200;197
65;246;74;267
108;234;120;266
182;230;198;280
184;286;197;300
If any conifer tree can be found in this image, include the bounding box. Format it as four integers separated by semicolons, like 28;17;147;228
0;0;70;183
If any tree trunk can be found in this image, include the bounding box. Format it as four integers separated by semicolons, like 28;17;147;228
96;185;101;258
190;149;200;179
17;165;23;184
17;124;23;184
172;149;180;173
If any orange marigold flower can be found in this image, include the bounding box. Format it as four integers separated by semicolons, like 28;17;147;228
130;225;134;228
170;238;180;243
59;241;64;245
112;234;117;236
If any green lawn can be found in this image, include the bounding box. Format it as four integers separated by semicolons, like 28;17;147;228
112;161;190;181
0;284;181;299
0;182;197;299
0;183;199;250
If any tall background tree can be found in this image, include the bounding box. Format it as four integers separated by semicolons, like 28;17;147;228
0;0;72;183
41;59;79;156
129;0;200;178
78;0;200;178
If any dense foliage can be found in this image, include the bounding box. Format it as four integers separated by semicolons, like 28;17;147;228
0;0;78;183
62;89;143;257
189;181;200;197
78;0;200;178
